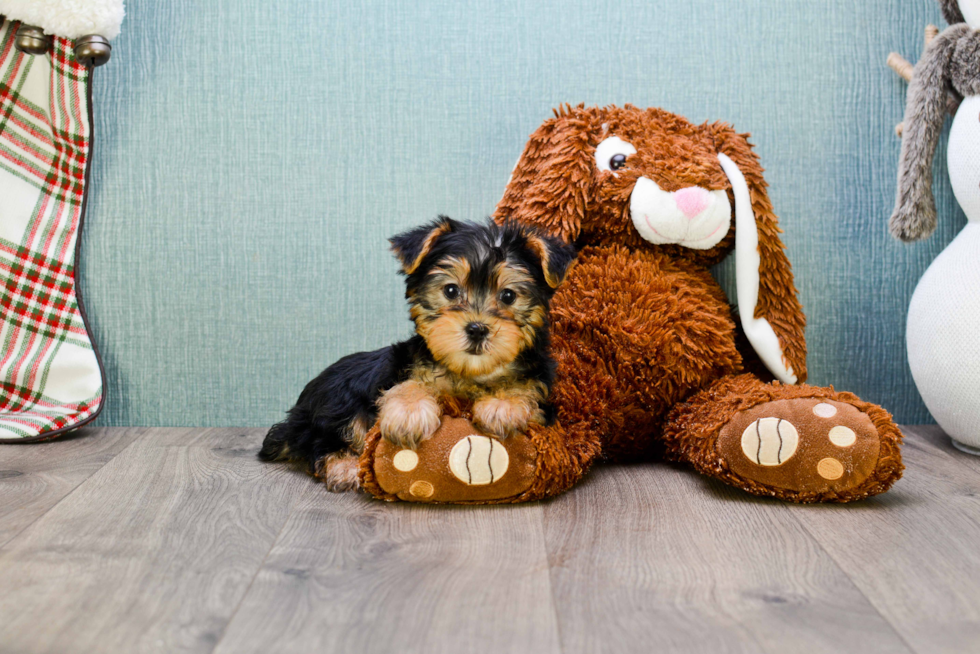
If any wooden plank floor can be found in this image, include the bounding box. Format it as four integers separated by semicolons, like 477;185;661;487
1;425;978;654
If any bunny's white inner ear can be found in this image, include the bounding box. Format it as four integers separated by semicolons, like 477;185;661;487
718;153;798;384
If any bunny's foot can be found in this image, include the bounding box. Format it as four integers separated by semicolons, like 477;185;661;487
359;399;602;504
663;374;904;502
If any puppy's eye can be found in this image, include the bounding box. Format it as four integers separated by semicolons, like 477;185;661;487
443;284;460;300
499;289;517;305
595;136;636;176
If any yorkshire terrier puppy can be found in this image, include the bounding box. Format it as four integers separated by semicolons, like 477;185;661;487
259;217;576;491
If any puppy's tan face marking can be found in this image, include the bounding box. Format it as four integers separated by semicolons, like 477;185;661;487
412;255;542;378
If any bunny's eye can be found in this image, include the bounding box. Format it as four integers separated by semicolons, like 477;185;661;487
595;136;637;176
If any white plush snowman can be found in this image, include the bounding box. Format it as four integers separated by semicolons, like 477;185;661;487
892;0;980;453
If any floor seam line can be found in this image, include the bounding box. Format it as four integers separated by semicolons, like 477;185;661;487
904;426;980;484
787;508;921;654
0;427;147;551
540;501;567;654
208;482;313;654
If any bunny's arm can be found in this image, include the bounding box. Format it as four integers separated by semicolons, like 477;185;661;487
891;24;970;241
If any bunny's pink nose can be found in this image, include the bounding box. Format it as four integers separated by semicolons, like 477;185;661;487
674;187;710;218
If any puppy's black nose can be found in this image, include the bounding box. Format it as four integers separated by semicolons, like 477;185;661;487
465;322;490;341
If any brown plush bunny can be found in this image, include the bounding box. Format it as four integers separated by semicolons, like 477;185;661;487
361;105;905;504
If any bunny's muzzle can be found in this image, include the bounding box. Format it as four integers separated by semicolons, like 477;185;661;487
629;177;732;250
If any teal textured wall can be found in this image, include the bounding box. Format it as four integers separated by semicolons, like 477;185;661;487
82;0;959;427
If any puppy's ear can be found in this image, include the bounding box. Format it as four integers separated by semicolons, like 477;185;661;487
493;106;595;243
712;125;807;385
389;216;456;274
523;230;577;289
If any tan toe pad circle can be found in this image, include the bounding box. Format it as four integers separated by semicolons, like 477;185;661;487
393;449;419;472
817;457;844;480
828;425;857;447
409;480;434;498
813;403;838;418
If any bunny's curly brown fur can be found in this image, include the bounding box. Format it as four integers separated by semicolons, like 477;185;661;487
490;105;903;503
358;104;905;504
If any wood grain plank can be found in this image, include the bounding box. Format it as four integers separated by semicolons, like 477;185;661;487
0;427;145;547
0;427;309;654
213;492;561;654
788;426;980;654
543;464;914;654
4;425;974;654
907;424;980;476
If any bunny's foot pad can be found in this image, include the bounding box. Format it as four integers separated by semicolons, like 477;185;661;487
717;399;881;494
359;415;538;503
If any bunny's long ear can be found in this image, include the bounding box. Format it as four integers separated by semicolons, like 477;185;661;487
714;128;807;385
493;107;595;243
890;25;969;241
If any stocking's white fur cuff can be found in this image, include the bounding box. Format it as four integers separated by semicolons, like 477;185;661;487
0;0;124;40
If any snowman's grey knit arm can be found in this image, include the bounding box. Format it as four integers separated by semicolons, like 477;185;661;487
891;25;969;242
939;0;965;26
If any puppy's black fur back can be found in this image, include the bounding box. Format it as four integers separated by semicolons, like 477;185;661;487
259;337;426;468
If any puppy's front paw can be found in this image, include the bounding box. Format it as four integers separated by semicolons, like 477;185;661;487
378;381;442;449
473;396;537;438
315;452;361;492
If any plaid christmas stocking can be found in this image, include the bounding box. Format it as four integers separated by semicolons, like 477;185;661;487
0;19;105;442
